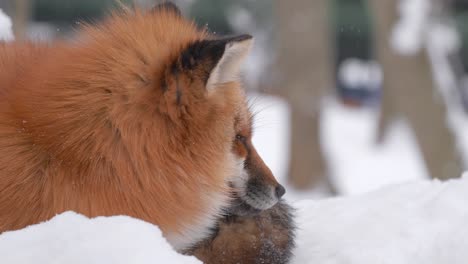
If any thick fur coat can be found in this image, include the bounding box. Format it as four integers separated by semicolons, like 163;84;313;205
0;2;285;252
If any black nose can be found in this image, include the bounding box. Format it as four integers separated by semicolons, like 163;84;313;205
275;184;286;198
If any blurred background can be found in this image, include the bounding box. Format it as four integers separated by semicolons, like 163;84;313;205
2;0;468;200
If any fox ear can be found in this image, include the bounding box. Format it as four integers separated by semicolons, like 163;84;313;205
151;2;182;16
181;35;253;91
206;35;253;91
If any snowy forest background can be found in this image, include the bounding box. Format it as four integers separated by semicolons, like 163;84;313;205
2;0;468;263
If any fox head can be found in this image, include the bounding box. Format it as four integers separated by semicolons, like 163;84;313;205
143;3;286;216
148;3;286;215
6;2;284;250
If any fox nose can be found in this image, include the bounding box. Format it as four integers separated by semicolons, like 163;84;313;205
275;184;286;199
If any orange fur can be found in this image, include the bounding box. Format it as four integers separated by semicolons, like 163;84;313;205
0;7;242;248
0;5;281;251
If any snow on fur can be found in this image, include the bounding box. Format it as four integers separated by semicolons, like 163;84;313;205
292;174;468;264
0;9;14;41
0;212;201;264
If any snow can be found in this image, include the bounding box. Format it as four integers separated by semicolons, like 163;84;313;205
321;100;428;194
0;212;201;264
291;174;468;264
0;9;14;41
391;0;461;57
338;58;382;91
391;0;431;55
2;176;468;264
427;23;461;55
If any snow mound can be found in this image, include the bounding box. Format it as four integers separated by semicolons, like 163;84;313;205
0;9;14;41
292;174;468;264
1;176;468;263
0;212;200;264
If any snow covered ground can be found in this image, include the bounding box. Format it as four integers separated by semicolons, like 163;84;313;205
0;212;201;264
2;175;468;264
292;174;468;264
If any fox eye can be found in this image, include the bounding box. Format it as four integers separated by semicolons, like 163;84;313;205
236;134;246;142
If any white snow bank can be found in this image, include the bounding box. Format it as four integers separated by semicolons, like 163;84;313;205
292;174;468;264
0;212;201;264
0;9;14;41
1;176;468;264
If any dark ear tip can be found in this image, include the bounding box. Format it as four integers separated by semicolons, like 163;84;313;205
152;1;182;16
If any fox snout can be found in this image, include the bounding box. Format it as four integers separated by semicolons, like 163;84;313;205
245;147;285;201
243;177;285;207
229;143;285;216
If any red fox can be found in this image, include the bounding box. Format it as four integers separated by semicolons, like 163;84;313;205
0;2;284;251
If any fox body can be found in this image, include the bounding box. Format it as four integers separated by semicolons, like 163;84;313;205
0;3;284;251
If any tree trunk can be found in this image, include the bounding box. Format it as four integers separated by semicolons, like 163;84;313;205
12;0;31;40
275;0;335;192
368;0;463;180
375;84;398;144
